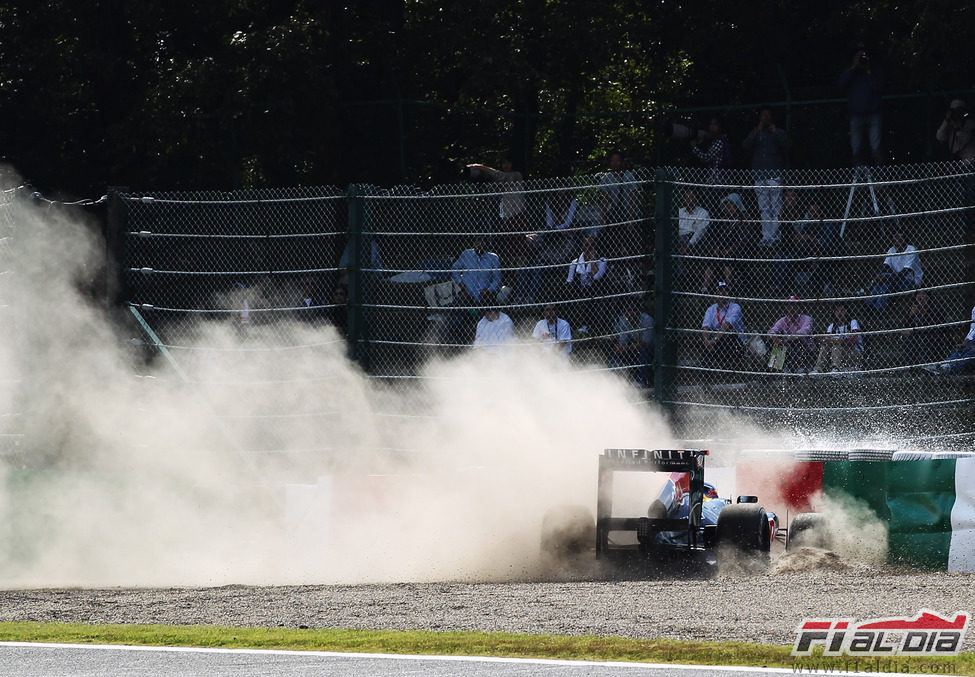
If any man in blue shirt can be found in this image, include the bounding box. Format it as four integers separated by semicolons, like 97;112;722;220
451;235;501;305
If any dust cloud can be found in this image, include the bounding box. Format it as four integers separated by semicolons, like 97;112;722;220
0;183;898;588
0;188;680;587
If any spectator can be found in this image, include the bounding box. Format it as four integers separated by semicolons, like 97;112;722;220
936;99;975;162
864;232;922;311
839;43;884;165
937;99;975;232
700;281;747;371
678;188;710;250
452;235;502;306
473;300;515;353
701;192;750;293
923;303;975;374
566;236;607;293
532;303;572;356
690;117;733;211
540;189;579;262
900;290;947;367
609;297;654;386
467;155;527;263
567;236;608;333
767;296;817;372
599;150;641;258
813;301;863;373
677;189;709;285
743;107;791;249
600;150;639;228
516;190;579;304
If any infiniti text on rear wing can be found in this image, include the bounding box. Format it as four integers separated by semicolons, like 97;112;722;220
601;448;708;472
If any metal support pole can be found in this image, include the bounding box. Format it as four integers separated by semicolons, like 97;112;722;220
653;168;676;413
346;185;367;369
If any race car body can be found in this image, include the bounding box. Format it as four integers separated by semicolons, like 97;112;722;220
594;448;778;562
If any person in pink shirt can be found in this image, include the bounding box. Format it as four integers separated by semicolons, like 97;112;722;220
767;295;817;372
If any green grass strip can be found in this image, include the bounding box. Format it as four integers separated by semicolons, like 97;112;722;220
0;622;973;674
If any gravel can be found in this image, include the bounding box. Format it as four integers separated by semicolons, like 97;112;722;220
1;562;972;645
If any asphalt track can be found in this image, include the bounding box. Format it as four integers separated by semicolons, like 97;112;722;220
0;643;942;677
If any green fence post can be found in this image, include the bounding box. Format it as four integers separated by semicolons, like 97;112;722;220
346;184;368;369
653;168;676;414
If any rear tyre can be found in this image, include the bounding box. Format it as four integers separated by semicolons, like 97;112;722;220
716;504;771;572
716;503;771;552
786;512;830;550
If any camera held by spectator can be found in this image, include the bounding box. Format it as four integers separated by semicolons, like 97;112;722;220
666;120;709;144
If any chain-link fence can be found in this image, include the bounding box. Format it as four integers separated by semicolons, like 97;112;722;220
113;163;972;451
119;173;656;375
354;171;654;376
656;162;974;444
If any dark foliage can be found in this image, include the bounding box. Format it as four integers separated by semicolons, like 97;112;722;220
0;1;971;195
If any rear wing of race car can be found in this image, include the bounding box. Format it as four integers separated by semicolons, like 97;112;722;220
596;448;709;556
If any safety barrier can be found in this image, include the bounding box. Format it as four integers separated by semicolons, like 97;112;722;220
737;449;975;571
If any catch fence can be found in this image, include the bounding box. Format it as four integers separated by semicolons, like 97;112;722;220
115;163;974;448
655;162;974;443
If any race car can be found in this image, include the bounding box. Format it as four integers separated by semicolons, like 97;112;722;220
541;448;781;568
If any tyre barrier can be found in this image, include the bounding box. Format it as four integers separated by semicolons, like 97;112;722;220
737;451;975;572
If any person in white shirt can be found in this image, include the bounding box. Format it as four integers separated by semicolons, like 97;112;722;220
531;304;572;356
678;189;710;249
566;236;607;290
677;189;710;284
866;232;922;310
813;301;864;373
566;236;608;334
700;281;747;371
473;305;514;353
